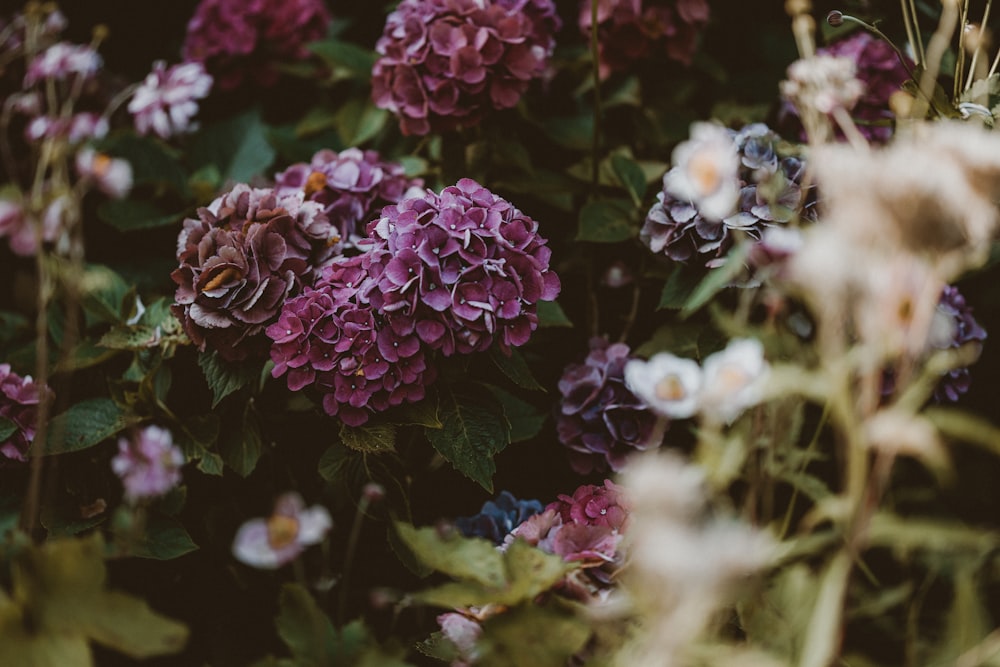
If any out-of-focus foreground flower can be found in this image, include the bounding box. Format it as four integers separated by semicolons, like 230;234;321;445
111;426;184;502
128;60;213;139
0;364;49;464
232;492;332;569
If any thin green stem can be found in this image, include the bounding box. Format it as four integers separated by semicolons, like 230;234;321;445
900;0;921;67
337;492;371;625
909;0;926;63
964;0;992;91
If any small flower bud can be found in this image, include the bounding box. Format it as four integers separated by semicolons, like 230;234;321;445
827;10;844;27
362;482;386;503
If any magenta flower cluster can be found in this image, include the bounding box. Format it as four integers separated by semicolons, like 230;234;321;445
267;178;560;425
818;31;912;144
0;364;49;464
557;338;666;474
172;184;339;362
371;0;561;135
578;0;710;77
183;0;331;90
275;148;424;248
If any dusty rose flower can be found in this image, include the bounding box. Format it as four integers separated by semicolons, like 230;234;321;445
371;0;560;135
232;492;332;569
0;364;49;464
183;0;331;90
23;42;102;86
547;479;630;531
111;426;183;502
172;184;338;362
579;0;709;77
128;60;213;139
437;612;482;667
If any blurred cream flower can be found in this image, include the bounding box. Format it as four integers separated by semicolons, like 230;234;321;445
624;353;702;419
700;338;771;424
781;55;864;115
662;122;740;221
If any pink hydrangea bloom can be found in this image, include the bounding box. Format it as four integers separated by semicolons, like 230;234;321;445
547;479;630;531
232;492;332;569
0;364;49;464
371;0;561;135
183;0;331;90
128;60;213;139
111;426;184;502
579;0;709;77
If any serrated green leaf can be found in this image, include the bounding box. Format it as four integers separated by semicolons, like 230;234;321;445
390;394;442;428
197;351;261;408
611;153;646;204
485;385;546;444
339;422;396;453
395;523;505;588
189;108;275;183
97;199;183;232
424;387;511;492
79;264;131;325
488;347;544;391
576;199;636;243
536;300;572;328
275;584;341;664
38;399;136;456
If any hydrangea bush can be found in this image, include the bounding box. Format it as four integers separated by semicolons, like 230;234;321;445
1;1;1000;666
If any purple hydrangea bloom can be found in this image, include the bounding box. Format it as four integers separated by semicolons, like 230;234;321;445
931;285;987;403
183;0;331;90
579;0;709;78
128;60;213;139
275;148;424;248
546;479;630;531
111;426;183;502
642;123;809;267
818;31;912;144
371;0;561;135
172;184;339;362
366;178;560;356
557;338;666;474
267;254;436;426
0;364;49;464
455;490;544;544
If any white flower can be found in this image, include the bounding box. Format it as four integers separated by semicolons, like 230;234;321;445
662;122;740;221
232;493;332;569
699;338;770;424
781;55;863;115
129;60;213;139
24;42;102;86
75;148;133;199
625;353;702;419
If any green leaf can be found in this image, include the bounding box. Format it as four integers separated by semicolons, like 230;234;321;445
99;132;189;195
536;300;573;328
318;443;354;483
488;347;544;391
0;416;19;443
390;393;442;428
38;399;136;456
394;523;506;588
189;108;275;183
576;199;636;243
335;98;389;146
424;387;511;492
9;534;188;660
197;351;261;408
79;264;131;325
339;422;396;454
681;244;749;317
308;38;378;77
486;385;546;444
540;115;593;150
477;604;591;667
97;199;183;232
611;153;646;204
120;515;198;560
221;405;263;477
274;584;342;666
658;264;703;310
55;339;120;372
